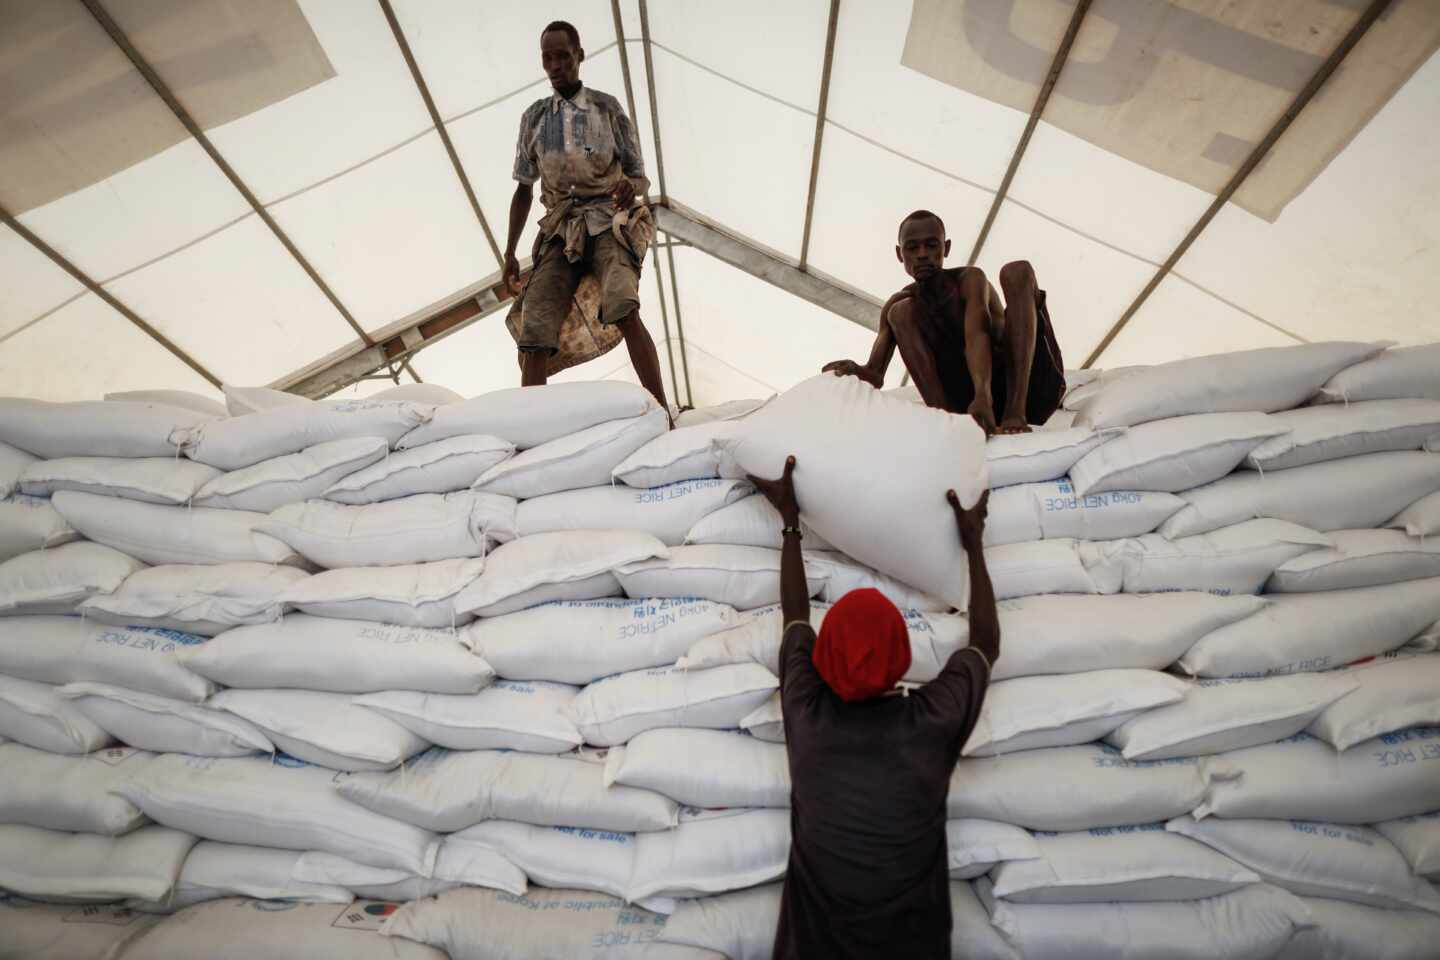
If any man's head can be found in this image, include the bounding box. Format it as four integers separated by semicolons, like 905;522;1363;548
540;21;583;94
813;588;911;702
896;210;950;281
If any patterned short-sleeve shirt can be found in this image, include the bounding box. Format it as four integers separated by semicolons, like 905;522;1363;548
513;85;649;238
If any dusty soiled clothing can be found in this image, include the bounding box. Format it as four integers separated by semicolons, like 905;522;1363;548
773;622;990;960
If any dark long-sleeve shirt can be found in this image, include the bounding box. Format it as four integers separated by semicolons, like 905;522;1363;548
772;621;990;960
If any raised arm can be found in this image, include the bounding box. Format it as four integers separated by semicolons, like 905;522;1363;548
821;294;904;388
948;489;998;666
749;456;808;628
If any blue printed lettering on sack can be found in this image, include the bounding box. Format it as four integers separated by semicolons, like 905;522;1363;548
494;680;537;695
1086;822;1166;838
1289;821;1376;845
1092;744;1199;769
633;478;723;505
1374;726;1440;767
94;626;206;653
552;826;630;845
1041;479;1143;514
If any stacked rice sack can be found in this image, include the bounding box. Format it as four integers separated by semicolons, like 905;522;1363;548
0;342;1434;960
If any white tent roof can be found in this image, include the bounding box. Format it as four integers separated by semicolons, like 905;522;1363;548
2;0;1437;407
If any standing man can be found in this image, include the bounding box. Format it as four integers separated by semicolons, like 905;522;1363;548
823;210;1065;435
749;456;999;959
503;20;669;410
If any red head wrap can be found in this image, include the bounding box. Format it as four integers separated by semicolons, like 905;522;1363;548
813;588;911;702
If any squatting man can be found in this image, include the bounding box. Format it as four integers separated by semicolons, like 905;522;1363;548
826;210;1066;435
750;455;999;959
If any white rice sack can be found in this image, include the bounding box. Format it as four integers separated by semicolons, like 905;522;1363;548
454;530;667;618
354;680;582;753
178;399;432;471
1075;340;1384;429
721;374;987;609
1390;489;1440;537
739;693;784;743
397;381;658;450
1245;399;1440;471
79;562;307;636
1276;895;1440;960
1306;651;1440;750
518;479;752;547
324;434;515;504
0;824;196;903
1374;811;1440;879
337;746;678;833
1070;412;1286;495
1167;815;1440;913
1179;577;1440;677
209;689;428;772
473;410;668;499
1119;519;1330;596
183;614;491;694
676;397;769;428
0;439;37;497
616;544;827;611
655;883;781;960
964;669;1187;757
985;427;1119;487
440;820;631;898
981;593;1266;682
1061;366;1144;412
990;823;1259;904
469;597;738;685
0;617;214;701
223;385;313;416
1269;528;1440;593
0;542;145;616
1107;672;1359;761
683;493;832;550
130;842;353;912
0;742;151;835
115;753;440;876
122;897;449;960
279;557;485;628
52;491;299;567
106;389;226;418
804;550;948;611
260;491;515;569
984;880;1312;960
604;728;790;808
948;743;1205;831
1196;729;1440;823
0;495;77;563
291;852;460;902
424;833;533;898
0;398;211;459
1313;343;1440;403
613;421;739;488
984;538;1125;600
1162;450;1440;538
193;437;389;513
564;663;778;747
0;675;114;753
982;479;1182;546
19;456;220;505
58;683;273;757
629;808;790;901
0;898;160;960
380;887;714;960
371;383;463;405
948;819;1042;880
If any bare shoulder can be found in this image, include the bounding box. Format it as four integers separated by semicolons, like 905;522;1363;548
883;290;917;327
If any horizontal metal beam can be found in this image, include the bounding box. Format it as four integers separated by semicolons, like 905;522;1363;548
654;206;882;331
275;271;524;398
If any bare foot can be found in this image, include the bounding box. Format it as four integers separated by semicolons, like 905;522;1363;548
996;416;1032;435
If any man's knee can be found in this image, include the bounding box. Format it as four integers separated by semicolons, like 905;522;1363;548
998;260;1035;295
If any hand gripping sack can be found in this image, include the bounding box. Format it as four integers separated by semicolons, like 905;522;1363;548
1074;340;1383;428
337;746;678;833
720;374;987;609
114;753;441;875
